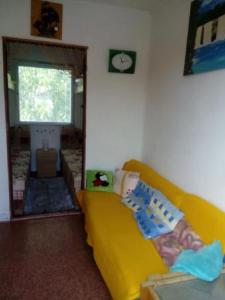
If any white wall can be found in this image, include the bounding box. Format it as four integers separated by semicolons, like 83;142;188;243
0;0;151;219
143;0;225;211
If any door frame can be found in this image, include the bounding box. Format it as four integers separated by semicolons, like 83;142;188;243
2;36;88;220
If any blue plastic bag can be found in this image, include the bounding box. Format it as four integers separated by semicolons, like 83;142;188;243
171;240;223;281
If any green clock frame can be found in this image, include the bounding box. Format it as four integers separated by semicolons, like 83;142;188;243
108;49;136;74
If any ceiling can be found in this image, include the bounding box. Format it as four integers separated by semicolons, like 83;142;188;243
77;0;165;12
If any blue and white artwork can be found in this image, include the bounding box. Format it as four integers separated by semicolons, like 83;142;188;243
184;0;225;75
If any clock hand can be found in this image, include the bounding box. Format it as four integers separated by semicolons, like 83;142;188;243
120;57;128;64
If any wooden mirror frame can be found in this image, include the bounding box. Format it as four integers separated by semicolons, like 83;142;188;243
2;36;88;220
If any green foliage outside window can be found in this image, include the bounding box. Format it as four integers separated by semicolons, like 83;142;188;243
18;66;72;123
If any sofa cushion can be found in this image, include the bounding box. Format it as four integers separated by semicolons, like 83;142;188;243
121;194;144;212
121;180;155;212
86;170;113;192
134;190;184;239
113;169;139;197
149;190;184;229
123;160;186;208
180;194;225;252
132;180;155;206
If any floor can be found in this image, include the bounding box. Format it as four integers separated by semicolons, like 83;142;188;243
0;214;111;300
24;177;79;215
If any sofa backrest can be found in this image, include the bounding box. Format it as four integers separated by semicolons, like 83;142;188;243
180;194;225;252
123;160;186;208
123;159;225;252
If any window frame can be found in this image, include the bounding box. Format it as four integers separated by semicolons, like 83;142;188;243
17;61;74;126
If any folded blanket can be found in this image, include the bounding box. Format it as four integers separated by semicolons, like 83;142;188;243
170;240;223;281
153;219;204;266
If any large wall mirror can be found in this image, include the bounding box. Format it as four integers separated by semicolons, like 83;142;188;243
3;37;87;218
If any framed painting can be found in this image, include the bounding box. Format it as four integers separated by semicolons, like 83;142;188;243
31;0;63;40
184;0;225;75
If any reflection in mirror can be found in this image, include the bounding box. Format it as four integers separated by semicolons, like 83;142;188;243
4;38;86;218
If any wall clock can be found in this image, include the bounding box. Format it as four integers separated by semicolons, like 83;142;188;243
108;49;136;74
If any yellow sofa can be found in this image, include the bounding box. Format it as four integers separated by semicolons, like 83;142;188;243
79;160;225;300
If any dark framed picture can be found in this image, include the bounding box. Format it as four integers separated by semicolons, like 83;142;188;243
108;49;136;74
31;0;63;40
184;0;225;75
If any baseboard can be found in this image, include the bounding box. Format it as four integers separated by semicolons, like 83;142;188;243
0;212;10;222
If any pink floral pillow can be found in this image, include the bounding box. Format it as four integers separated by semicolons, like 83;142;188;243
153;219;204;266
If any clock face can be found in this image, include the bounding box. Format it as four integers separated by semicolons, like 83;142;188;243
112;53;133;72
